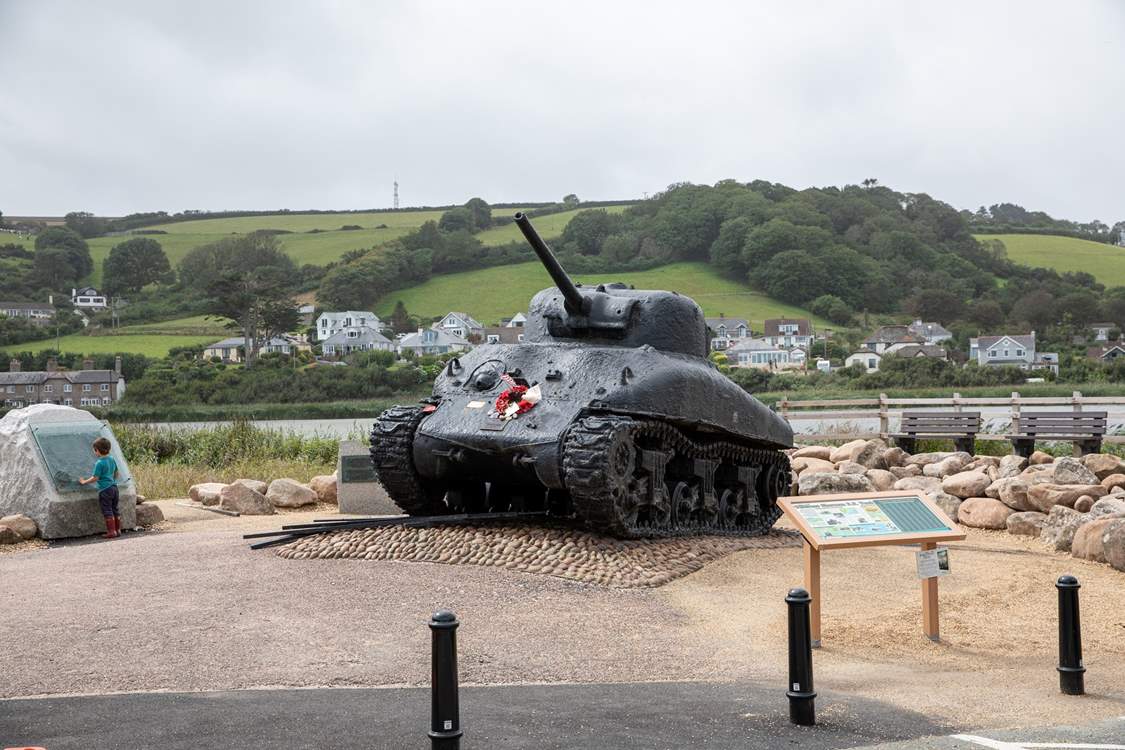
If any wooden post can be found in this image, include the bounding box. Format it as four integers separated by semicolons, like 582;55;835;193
1072;391;1083;457
878;392;888;439
803;540;822;648
1010;391;1021;436
920;541;939;642
952;392;962;413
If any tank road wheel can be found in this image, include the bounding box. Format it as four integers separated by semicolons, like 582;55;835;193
717;488;743;529
757;461;791;514
671;481;698;528
563;416;644;536
369;405;448;516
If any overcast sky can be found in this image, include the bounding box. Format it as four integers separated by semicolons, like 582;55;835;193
1;1;1122;221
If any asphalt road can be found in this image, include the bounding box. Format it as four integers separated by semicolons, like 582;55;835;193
1;681;949;750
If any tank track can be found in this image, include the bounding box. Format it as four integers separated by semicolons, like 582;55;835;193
563;415;789;538
369;405;447;516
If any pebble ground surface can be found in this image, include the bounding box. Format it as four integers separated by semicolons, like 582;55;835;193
2;499;1124;731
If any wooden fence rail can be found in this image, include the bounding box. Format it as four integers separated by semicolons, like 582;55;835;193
777;390;1125;444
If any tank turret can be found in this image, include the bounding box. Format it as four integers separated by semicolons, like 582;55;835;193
370;214;794;538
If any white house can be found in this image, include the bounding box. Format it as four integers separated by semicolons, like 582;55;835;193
762;319;813;349
726;338;805;370
969;333;1058;374
503;312;527;328
1090;323;1116;342
71;287;107;310
845;350;881;372
203;336;307;363
862;325;923;354
706;316;751;351
321;326;395;357
398;328;472;356
0;301;55;326
434;312;484;341
315;311;381;342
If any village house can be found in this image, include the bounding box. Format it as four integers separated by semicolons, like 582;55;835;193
862;325;924;354
0;301;55;326
726;338;806;370
398;327;472;356
71;287;107;311
202;335;308;363
1089;322;1117;342
481;326;523;345
434;311;484;341
501;312;527;328
315;311;381;342
1;357;126;408
705;316;751;351
321;326;395;357
1087;344;1125;363
969;333;1058;375
762;319;813;349
907;319;953;345
297;304;316;327
845;349;882;373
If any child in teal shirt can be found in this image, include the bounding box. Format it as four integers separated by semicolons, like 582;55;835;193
79;437;120;538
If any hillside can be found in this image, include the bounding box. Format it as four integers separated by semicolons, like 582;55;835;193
476;206;630;246
373;261;832;329
0;315;232;357
976;234;1125;287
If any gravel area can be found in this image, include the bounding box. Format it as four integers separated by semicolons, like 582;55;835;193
1;506;1123;729
277;523;800;587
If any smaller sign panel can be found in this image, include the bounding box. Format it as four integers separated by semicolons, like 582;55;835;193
339;454;376;484
779;491;965;550
916;547;951;579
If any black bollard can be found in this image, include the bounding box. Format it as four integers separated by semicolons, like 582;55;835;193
785;588;816;726
1056;575;1085;696
429;610;463;748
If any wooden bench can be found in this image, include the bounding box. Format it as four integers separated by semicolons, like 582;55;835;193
891;411;981;454
1008;411;1107;457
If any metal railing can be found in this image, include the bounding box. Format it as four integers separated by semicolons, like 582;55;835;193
777;390;1125;443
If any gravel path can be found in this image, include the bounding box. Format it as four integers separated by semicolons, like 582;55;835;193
2;502;1124;729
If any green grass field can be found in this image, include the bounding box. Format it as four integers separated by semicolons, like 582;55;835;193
119;315;232;336
976;234;1125;287
476;205;631;246
2;331;217;357
145;210;449;234
375;261;831;328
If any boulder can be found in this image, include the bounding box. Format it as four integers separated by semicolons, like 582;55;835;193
995;478;1033;511
267;478;319;509
309;474;338;504
0;513;37;540
942;471;992;500
0;525;22;544
964;457;1000;474
189;482;226;507
893;476;942;493
829;439;868;464
996;454;1027;479
1026;483;1106;513
1089;496;1125;519
1074;495;1096;513
1100;473;1125;492
837;460;867;475
904;451;953;467
882;447;908;468
958;497;1014;529
923;454;971;478
852;440;888;470
1082;453;1124;480
1052;457;1098;486
233;479;269;496
792;446;832;461
1040;505;1088;552
135;503;164;526
792;457;835;475
889;465;922;479
1102;520;1125;572
798;472;875;496
1006;511;1048;536
219;483;274;515
930;492;962;519
1071;517;1124;562
1029;450;1054;465
866;469;896;491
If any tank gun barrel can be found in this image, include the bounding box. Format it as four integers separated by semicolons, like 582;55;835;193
514;212;589;314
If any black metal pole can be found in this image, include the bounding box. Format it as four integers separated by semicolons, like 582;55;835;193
429;610;462;749
785;587;816;726
1056;575;1085;696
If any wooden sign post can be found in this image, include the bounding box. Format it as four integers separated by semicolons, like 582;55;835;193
778;491;965;646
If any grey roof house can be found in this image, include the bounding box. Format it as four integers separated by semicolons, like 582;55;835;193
907;319;953;344
706;316;750;351
321;326;395;357
398;328;471;356
434;312;484;341
969;333;1058;374
1;357;125;408
0;301;55;326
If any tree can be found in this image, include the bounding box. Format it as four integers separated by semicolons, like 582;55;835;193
708;217;752;279
967;299;1004;330
438;207;474;233
103;237;171;294
64;211;109;238
904;289;966;325
35;226;93;280
751;250;829;305
1056;291;1100;327
562;194;579;207
390;300;413;333
1010;290;1057;331
463;198;492;230
559;209;622;255
31;247;83;286
808;294;855;326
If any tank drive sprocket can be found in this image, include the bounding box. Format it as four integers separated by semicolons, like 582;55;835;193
562;414;790;538
370;405;448;515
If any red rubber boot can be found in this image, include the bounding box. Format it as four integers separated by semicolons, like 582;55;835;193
104;516;118;539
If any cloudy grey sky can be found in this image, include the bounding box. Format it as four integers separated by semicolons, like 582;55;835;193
1;1;1122;221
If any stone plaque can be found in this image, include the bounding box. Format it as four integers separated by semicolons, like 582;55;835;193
337;440;399;516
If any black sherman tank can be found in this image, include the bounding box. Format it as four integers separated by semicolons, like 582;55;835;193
370;213;794;537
